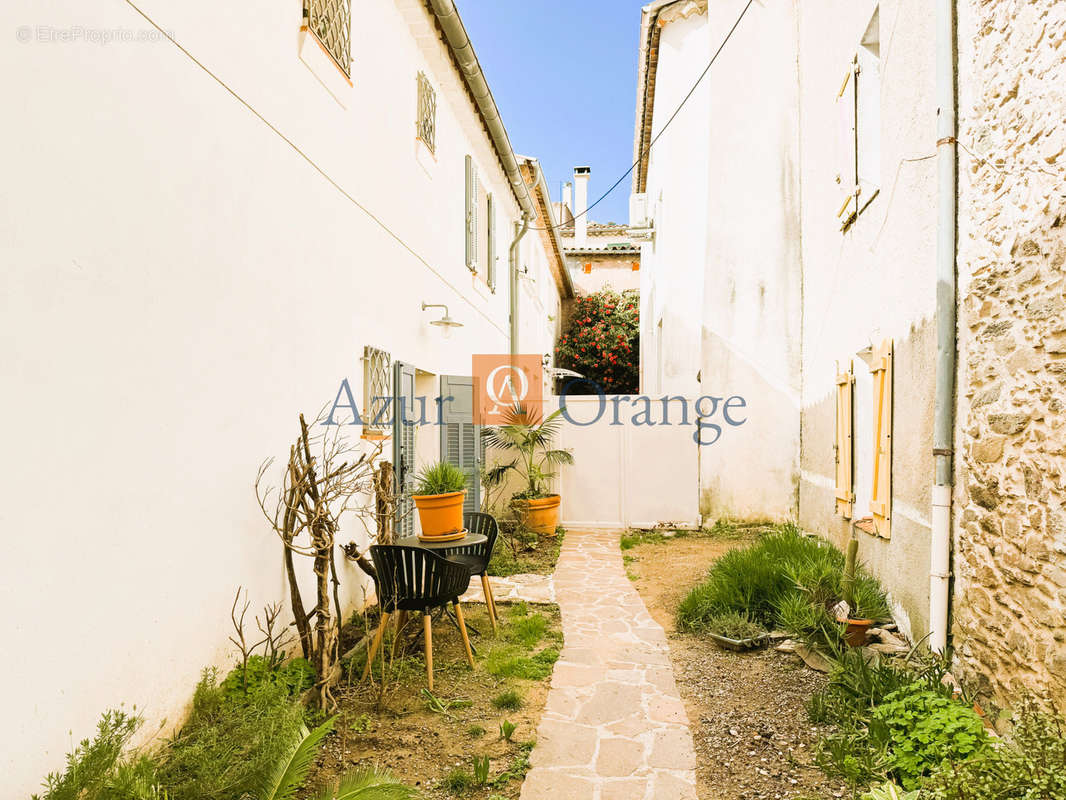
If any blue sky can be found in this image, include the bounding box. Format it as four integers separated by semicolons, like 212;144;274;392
456;0;649;225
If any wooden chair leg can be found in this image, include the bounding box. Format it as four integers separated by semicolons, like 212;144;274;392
423;612;434;691
481;574;498;634
453;601;476;669
361;611;390;680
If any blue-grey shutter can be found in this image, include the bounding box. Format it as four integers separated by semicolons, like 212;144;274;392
465;156;478;272
393;361;417;536
439;375;481;514
486;193;496;290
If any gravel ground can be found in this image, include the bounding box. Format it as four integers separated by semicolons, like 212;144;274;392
626;533;848;800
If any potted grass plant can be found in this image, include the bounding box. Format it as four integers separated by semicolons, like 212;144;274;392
704;611;769;652
483;405;573;535
840;538;874;646
411;461;467;540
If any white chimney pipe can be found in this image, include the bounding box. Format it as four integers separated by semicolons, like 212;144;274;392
574;166;590;245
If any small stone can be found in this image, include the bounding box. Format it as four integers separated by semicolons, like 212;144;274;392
972;436;1006;462
988;412;1029;435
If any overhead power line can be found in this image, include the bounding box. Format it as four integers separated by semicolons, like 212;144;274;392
529;0;755;232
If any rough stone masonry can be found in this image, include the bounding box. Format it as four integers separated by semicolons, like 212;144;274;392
953;0;1066;715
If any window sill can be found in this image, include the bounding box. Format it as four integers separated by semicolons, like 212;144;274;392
298;27;352;107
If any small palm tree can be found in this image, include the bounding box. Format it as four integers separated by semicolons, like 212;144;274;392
483;405;573;500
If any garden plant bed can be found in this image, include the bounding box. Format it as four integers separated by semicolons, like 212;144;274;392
624;525;848;800
306;601;562;799
487;525;565;578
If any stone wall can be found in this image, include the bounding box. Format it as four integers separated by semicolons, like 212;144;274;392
953;0;1066;711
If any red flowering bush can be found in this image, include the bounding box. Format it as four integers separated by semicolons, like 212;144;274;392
555;289;639;394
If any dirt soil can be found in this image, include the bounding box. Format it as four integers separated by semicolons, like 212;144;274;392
626;533;847;800
487;527;564;577
306;602;560;799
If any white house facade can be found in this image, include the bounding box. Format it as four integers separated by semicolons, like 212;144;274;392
0;0;567;791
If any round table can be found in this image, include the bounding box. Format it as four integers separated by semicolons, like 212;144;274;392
395;532;487;550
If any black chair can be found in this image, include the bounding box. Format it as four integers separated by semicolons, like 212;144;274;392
362;545;475;690
439;512;500;632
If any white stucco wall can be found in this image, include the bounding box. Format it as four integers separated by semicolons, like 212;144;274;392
796;0;938;637
0;0;559;792
638;0;801;520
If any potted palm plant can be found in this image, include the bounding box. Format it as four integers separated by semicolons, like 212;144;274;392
483;405;573;535
411;461;467;540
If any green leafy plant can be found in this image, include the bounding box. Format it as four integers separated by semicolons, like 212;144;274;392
872;685;990;789
466;724;486;739
421;688;472;718
483;406;573;501
412;461;467;496
491;689;523;711
471;756;490;786
32;709;165;800
498;720;517;742
923;699;1066;800
813;727;891;789
702;610;766;641
484;646;559;680
157;670;308;799
505;613;547;647
487;742;533;787
252;716;336;800
860;782;919;800
555;288;639;393
220;655;315;701
310;767;417;800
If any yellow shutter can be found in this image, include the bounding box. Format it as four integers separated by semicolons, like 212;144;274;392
836;56;859;230
870;339;893;538
834;363;855;519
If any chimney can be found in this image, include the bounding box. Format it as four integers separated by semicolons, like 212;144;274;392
574;166;590;244
561;181;573;217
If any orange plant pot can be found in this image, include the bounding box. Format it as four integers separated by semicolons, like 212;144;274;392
512;494;561;535
413;491;465;538
843;618;874;647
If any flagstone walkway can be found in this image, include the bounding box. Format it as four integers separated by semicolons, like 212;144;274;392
519;530;699;800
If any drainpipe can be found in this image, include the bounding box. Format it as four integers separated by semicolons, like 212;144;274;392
930;0;957;655
509;213;531;357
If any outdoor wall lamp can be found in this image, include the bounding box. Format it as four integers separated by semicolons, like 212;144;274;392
422;302;463;338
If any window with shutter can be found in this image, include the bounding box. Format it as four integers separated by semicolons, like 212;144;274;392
393;361;418;537
486;193;496;291
835;363;855;519
869;339;892;538
439;375;481;514
836;56;859;230
362;345;391;438
465;156;479;272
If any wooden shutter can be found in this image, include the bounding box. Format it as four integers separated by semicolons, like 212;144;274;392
486;193;496;290
834;363;855;519
439;375;481;514
393;361;417;536
836;56;859;230
870;339;893;538
465;155;479;272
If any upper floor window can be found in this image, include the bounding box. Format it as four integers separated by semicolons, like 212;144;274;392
836;6;881;230
304;0;351;77
416;72;437;153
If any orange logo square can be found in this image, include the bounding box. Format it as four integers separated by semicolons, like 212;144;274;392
472;354;544;425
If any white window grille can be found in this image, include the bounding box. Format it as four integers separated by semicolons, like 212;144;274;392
304;0;351;77
362;345;392;436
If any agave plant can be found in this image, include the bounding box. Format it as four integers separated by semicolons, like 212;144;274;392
483;405;573;500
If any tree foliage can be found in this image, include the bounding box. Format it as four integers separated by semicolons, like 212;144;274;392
555;289;639;394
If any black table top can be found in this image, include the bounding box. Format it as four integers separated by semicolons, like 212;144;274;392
394;532;487;550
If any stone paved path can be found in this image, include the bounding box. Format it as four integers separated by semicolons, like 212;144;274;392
519;530;698;800
461;572;555;605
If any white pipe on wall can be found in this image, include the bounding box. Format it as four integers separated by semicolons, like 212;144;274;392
930;0;957;654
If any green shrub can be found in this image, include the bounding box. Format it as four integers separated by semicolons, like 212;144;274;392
813;727;890;789
156;670;308;800
219;655;314;700
923;699;1066;800
872;685;990;790
32;709;165;800
491;689;523;711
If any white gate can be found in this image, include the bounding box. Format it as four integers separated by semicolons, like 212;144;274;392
550;396;701;530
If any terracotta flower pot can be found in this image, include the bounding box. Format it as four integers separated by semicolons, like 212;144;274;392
843;618;874;647
413;491;465;538
511;494;561;535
